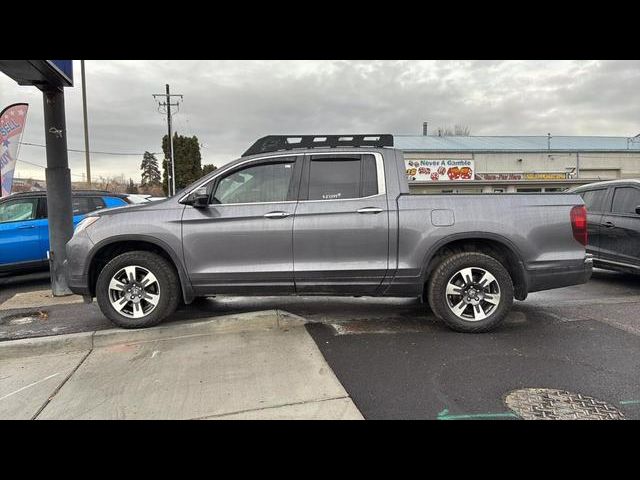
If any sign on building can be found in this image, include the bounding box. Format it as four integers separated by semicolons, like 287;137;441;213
406;159;474;182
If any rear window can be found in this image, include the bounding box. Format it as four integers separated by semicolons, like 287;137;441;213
579;189;607;213
611;187;640;215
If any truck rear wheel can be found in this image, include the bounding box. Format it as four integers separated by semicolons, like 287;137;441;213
427;252;513;333
96;251;180;329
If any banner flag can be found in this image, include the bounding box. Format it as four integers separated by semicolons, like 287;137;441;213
0;103;29;197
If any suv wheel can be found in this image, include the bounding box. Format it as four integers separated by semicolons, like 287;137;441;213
427;252;513;333
96;251;180;329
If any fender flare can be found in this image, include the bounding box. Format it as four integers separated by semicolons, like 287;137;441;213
419;232;528;299
86;234;195;303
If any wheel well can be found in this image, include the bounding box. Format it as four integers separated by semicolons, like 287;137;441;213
424;238;527;300
88;240;182;298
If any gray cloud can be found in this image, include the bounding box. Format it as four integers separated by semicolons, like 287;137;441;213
1;60;639;182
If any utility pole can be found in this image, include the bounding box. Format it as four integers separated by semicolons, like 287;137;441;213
81;60;91;186
153;84;182;196
43;88;74;295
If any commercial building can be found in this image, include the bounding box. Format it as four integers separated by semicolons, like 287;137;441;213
396;135;640;193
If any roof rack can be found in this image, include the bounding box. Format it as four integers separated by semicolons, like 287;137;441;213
242;134;394;157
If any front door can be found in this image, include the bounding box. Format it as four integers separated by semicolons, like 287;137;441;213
0;196;45;269
293;153;389;295
599;185;640;268
181;156;302;294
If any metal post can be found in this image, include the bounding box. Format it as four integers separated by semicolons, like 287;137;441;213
81;60;91;186
166;84;175;196
576;151;580;178
42;88;74;296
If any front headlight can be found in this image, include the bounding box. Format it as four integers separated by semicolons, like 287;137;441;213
75;216;100;234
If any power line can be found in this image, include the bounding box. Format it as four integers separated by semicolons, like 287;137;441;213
16;158;86;178
19;141;161;156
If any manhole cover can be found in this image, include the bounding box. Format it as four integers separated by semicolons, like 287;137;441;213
0;310;48;326
505;388;625;420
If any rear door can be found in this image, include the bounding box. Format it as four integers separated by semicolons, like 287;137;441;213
293;153;389;295
599;185;640;268
0;196;45;267
577;187;608;259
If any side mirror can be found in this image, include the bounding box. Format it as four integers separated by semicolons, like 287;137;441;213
191;187;210;208
635;205;640;215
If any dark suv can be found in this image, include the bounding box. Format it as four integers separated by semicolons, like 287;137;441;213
570;180;640;274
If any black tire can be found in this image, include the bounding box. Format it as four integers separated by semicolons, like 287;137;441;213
427;252;513;333
96;251;180;329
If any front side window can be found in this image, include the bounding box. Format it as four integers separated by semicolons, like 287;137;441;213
0;198;38;223
611;187;640;215
213;161;294;204
307;155;379;201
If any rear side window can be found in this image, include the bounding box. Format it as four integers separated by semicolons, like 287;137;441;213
72;197;105;215
39;196;106;218
579;189;607;212
307;155;378;201
611;187;640;215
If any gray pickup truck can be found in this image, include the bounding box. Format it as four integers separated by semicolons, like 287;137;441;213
66;134;592;332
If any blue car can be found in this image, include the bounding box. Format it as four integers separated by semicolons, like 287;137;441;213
0;190;129;274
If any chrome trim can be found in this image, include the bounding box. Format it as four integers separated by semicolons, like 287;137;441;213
595;258;640;269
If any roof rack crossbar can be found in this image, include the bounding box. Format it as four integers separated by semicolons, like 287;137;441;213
242;134;394;157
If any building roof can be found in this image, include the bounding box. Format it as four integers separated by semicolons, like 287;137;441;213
394;135;640;152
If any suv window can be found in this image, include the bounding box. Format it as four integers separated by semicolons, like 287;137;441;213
0;198;38;223
580;189;607;212
307;155;378;201
72;197;105;215
40;196;107;218
611;187;640;215
213;161;294;204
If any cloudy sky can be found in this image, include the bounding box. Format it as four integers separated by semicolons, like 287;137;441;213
1;60;639;182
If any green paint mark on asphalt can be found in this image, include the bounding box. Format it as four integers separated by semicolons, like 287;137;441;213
619;400;640;406
437;408;519;420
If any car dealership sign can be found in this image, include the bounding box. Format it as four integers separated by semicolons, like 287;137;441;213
406;159;474;182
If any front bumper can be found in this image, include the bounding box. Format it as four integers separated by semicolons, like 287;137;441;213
525;254;593;294
65;229;94;296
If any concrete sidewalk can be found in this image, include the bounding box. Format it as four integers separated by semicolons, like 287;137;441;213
0;310;363;420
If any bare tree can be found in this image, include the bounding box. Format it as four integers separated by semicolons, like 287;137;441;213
436;124;471;136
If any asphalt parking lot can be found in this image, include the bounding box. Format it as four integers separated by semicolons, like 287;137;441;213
1;268;639;419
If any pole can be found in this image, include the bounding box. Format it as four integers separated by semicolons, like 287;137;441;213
81;60;91;186
42;88;74;296
166;84;175;196
576;151;580;179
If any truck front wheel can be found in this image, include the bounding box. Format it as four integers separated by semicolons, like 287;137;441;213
96;251;180;329
427;252;514;333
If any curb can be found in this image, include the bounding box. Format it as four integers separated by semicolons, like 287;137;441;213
0;331;94;360
0;309;307;359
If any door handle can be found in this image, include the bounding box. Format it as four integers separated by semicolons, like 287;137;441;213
264;211;291;219
601;221;615;228
357;207;383;214
17;225;36;229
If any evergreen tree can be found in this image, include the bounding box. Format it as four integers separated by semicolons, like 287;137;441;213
161;132;203;195
127;178;138;194
140;151;161;186
202;164;217;176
